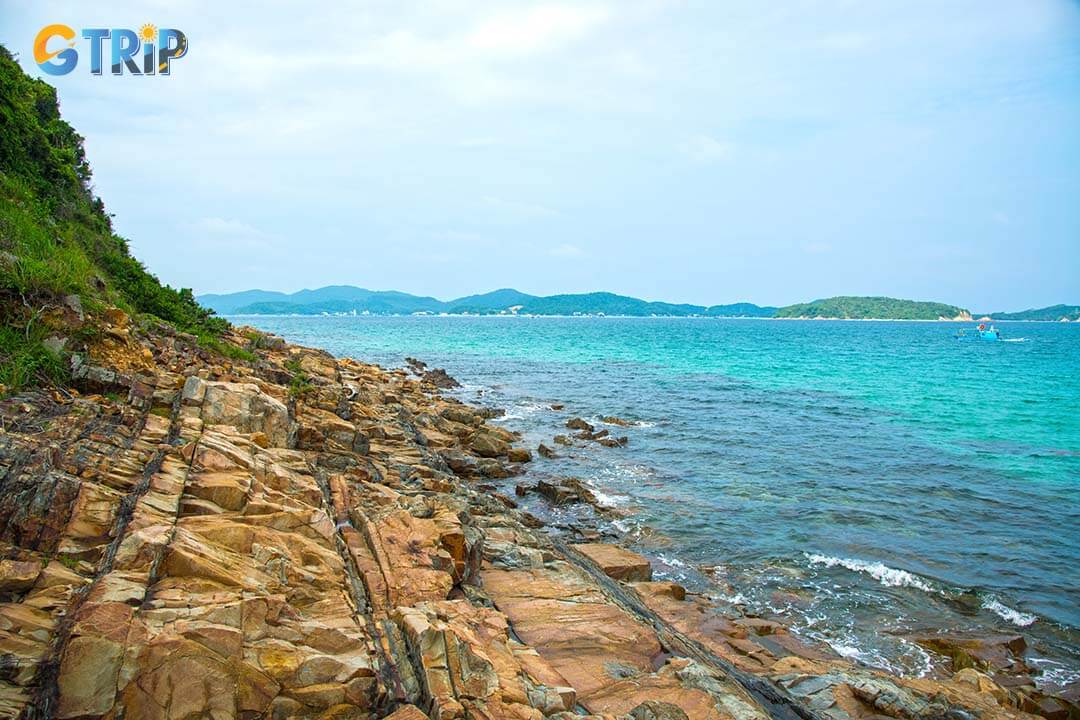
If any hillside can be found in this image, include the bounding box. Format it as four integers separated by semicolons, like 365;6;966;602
775;296;971;320
0;46;229;393
987;304;1080;322
199;285;777;317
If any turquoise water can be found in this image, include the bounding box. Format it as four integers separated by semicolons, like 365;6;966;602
237;316;1080;686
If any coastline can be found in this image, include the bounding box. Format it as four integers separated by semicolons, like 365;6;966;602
223;313;1078;322
0;309;1073;719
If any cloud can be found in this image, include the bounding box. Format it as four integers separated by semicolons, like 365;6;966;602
681;134;733;163
549;243;583;257
464;5;610;57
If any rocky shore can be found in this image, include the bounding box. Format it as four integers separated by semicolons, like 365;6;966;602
0;311;1074;720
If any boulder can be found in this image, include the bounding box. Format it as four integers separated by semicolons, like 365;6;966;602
572;543;652;582
566;417;594;432
470;431;510;458
508;447;533;463
422;368;461;389
0;559;42;595
911;633;1027;672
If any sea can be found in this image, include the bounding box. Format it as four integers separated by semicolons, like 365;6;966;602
231;315;1080;689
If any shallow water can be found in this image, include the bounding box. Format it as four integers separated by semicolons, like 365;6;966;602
235;315;1080;687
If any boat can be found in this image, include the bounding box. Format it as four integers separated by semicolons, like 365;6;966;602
976;323;1000;340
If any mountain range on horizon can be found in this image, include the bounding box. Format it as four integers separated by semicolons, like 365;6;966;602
196;287;1080;321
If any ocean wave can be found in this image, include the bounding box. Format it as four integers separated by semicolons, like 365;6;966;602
656;553;689;569
805;553;936;592
498;401;549;420
981;596;1037;627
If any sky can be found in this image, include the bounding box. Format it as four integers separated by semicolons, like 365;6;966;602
1;1;1078;311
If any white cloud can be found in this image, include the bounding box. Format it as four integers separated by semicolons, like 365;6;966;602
550;243;583;257
465;5;610;57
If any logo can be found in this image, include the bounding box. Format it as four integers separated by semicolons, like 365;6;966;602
34;24;188;76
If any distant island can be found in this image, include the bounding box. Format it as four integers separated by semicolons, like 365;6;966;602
774;296;971;321
198;286;779;318
198;287;1078;321
980;304;1080;322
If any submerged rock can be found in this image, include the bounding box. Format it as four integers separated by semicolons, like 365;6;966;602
566;417;594;432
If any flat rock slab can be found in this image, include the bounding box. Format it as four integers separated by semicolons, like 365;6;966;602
572;543;652;582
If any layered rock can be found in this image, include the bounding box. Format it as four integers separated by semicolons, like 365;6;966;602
0;320;1065;720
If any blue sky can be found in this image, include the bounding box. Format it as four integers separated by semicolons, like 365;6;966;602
2;1;1078;310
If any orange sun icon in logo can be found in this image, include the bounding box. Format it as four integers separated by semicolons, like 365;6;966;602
139;24;157;43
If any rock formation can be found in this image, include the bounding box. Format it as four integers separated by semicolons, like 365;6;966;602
0;316;1069;720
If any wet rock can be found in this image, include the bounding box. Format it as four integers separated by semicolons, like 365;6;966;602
598;436;629;448
550;403;565;411
566;417;594;432
537;443;557;459
508;447;532;463
536;480;579;505
601;415;633;427
572;543;652;582
911;632;1027;673
422;368;461;389
553;435;573;446
478;458;512;478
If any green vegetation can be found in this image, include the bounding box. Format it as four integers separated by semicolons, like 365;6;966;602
0;45;228;393
775;296;970;320
987;304;1080;322
284;357;314;398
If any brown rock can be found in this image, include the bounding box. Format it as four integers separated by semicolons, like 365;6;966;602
572;543;652;582
508;447;532;463
566;417;594;432
628;700;690;720
384;706;430;720
56;636;124;718
912;632;1027;672
471;430;510;458
0;559;42;594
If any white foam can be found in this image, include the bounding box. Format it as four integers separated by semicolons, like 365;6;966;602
981;596;1037;627
656;554;689;569
806;553;936;592
588;487;622;507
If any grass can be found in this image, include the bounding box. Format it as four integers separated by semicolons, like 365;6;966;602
0;323;66;390
199;335;257;363
0;45;235;394
284;357;314;398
